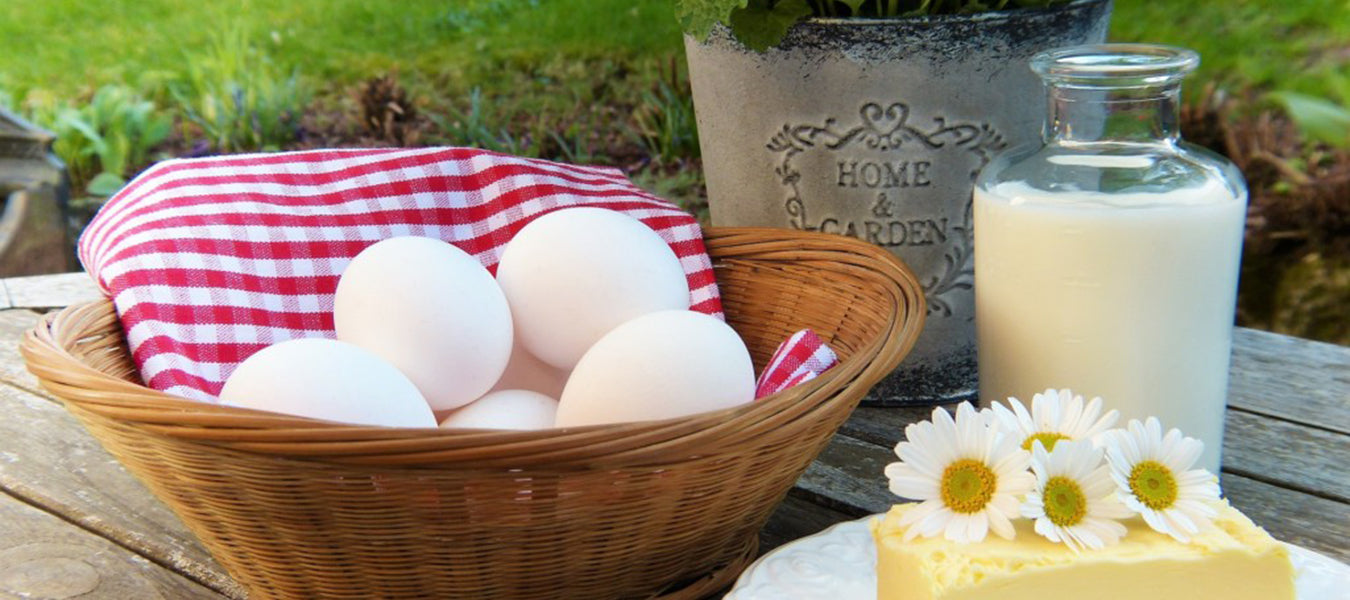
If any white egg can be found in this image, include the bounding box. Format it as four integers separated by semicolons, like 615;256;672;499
556;310;755;427
219;338;436;428
335;236;513;411
439;390;558;430
496;207;689;371
488;339;570;399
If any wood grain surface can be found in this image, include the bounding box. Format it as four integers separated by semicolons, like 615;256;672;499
0;488;225;599
0;381;246;598
0;310;44;392
1;272;102;311
1228;327;1350;434
1223;474;1350;562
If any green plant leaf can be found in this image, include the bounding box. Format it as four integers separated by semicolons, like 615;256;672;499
56;109;107;158
676;0;749;40
1269;91;1350;148
729;0;813;52
85;171;127;198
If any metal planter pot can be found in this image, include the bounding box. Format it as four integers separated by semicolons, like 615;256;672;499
685;0;1112;405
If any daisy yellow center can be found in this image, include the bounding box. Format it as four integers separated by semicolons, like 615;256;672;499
1128;460;1178;510
1043;476;1088;527
1022;432;1071;451
940;459;998;514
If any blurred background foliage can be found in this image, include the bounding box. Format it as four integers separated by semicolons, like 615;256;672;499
0;0;1345;343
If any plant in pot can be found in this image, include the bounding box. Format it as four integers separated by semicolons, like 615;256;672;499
679;0;1112;405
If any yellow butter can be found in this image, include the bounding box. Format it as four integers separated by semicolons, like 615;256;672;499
872;502;1295;600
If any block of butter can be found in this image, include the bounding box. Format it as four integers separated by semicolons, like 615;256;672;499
872;501;1295;600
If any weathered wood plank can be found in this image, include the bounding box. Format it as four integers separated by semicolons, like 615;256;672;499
0;489;227;599
0;309;49;393
1;271;103;310
841;405;935;448
847;327;1350;438
1222;409;1350;502
1228;327;1350;434
1223;473;1350;563
794;433;899;516
0;383;244;599
758;493;856;556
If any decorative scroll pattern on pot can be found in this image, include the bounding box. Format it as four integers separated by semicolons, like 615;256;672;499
768;100;1005;316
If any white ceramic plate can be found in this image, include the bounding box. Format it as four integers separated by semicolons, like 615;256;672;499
728;516;1350;599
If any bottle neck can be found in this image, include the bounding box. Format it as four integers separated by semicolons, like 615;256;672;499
1044;83;1182;146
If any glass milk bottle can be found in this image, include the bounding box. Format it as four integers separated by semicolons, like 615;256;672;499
974;45;1247;473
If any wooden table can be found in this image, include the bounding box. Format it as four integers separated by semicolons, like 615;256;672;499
0;272;1345;598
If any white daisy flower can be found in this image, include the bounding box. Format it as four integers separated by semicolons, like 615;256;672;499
989;388;1119;452
884;402;1035;544
1103;417;1222;543
1021;439;1132;552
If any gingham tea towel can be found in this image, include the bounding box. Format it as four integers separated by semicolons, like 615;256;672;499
79;147;833;403
755;330;839;399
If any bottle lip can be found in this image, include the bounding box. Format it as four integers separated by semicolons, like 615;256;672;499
1031;44;1199;89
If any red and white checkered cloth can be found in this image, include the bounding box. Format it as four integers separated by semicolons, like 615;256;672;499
755;330;839;399
79;147;834;404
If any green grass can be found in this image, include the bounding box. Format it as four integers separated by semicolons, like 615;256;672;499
1110;0;1350;100
0;0;684;101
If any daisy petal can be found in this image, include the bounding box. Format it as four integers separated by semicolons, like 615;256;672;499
1176;469;1217;488
1166;437;1204;473
1022;495;1046;519
920;506;954;538
1121;426;1144;464
1061;391;1085;433
954;403;984;458
1174;498;1219;519
1159;427;1184;460
1080;469;1117;498
895;443;945;479
896;501;934;527
989;402;1019;436
1033;389;1061;432
1090;497;1135;520
1120;492;1147;514
945;512;972;543
987;508;1016;540
1034;516;1059;541
889;473;939;500
883;461;914;480
1083;396;1120;439
1010;397;1034;433
1140;507;1175;539
1171;507;1200;533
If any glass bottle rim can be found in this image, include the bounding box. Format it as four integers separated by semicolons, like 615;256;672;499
1031;44;1199;89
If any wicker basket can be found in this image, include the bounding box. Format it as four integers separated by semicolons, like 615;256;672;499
21;227;925;599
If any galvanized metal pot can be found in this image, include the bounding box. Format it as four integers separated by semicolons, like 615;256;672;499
685;0;1111;405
